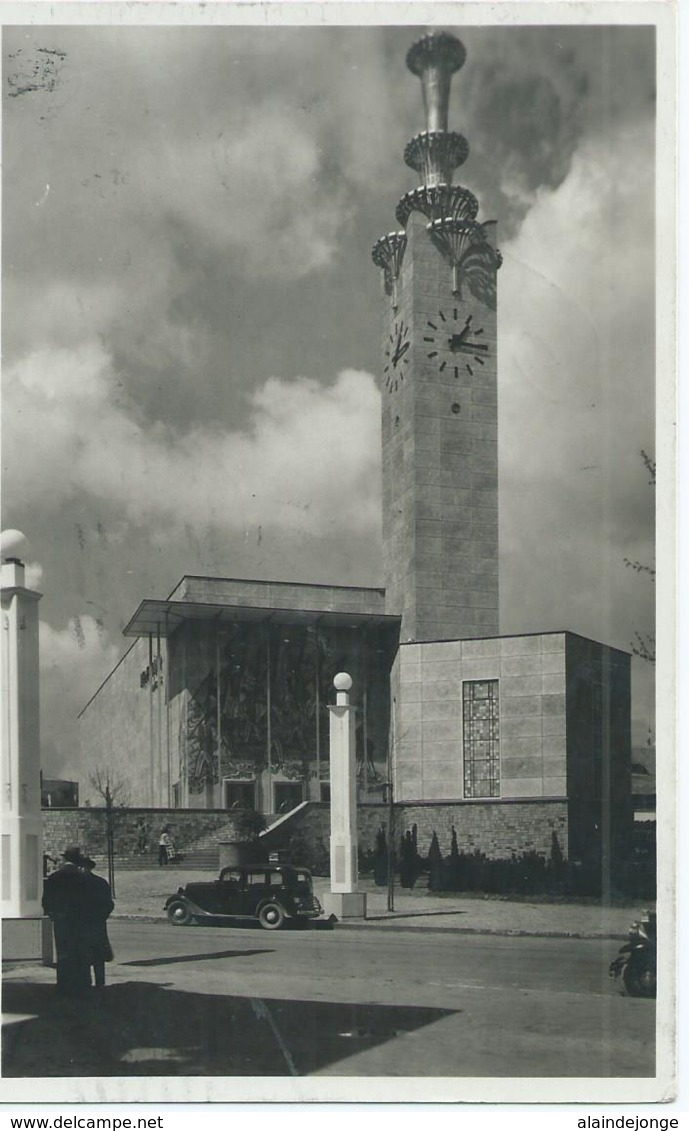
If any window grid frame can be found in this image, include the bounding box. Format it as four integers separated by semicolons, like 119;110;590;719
463;679;501;799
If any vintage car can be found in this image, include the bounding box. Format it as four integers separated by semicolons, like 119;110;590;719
164;863;323;930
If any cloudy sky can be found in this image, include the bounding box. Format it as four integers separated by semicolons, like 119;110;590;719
2;14;657;782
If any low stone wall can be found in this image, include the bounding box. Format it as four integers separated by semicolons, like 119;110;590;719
42;808;233;862
43;798;568;872
393;799;569;860
262;799;569;871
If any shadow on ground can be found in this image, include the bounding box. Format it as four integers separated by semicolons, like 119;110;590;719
364;909;469;922
2;980;456;1077
161;917;335;932
120;949;274;968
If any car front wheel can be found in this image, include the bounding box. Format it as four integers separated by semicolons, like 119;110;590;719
167;899;194;926
257;901;286;930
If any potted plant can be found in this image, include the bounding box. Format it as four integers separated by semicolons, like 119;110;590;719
219;809;268;867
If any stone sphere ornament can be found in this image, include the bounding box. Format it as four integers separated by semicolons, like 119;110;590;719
0;529;29;562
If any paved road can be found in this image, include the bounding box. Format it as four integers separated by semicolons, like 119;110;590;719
3;920;655;1078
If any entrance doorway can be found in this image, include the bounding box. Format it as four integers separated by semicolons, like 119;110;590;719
273;781;304;814
223;780;257;810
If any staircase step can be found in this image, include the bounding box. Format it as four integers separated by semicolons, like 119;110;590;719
81;850;220;873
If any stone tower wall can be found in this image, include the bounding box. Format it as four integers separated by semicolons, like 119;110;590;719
382;210;499;641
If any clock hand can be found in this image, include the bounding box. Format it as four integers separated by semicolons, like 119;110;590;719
448;323;472;352
392;339;410;365
463;340;489;352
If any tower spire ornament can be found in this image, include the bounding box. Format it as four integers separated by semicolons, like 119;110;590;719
371;231;407;310
406;32;466;134
372;30;501;305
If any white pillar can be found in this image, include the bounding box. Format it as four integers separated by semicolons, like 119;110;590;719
322;673;366;920
1;549;43;920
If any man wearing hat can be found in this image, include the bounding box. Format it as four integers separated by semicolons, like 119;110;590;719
81;856;114;988
42;846;93;996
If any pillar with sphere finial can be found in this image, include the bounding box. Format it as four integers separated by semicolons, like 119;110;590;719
321;673;367;920
1;530;51;963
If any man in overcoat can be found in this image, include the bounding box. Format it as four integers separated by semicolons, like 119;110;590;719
42;846;92;996
81;857;115;987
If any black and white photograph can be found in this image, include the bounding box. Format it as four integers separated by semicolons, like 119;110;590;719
0;0;678;1108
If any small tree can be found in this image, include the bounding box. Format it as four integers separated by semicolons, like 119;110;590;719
399;830;418;888
373;826;388;886
427;830;443;891
88;767;130;897
227;809;267;841
446;825;461;888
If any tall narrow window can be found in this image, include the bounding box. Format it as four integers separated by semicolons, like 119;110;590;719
463;680;500;798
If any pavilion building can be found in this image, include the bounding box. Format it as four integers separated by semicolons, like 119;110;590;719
79;32;632;876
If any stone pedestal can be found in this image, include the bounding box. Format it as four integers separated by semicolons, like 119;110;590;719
2;916;53;965
321;890;367;920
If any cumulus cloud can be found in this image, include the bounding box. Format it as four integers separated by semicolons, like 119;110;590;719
25;562;44;589
4;346;382;541
498;119;654;649
460;25;655;235
39;614;120;779
2;23;657;772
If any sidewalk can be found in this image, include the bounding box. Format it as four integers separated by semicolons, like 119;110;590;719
107;867;650;938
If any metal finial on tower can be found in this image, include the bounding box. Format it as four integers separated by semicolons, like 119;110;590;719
406;32;466;134
373;31;502;304
371;231;407;310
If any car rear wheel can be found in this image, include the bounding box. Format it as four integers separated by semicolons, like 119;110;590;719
257;901;286;930
167;899;194;926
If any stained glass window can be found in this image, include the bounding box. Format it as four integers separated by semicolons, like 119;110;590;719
463;680;500;798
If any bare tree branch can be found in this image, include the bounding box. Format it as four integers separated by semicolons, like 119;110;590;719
88;766;130;808
624;449;656;663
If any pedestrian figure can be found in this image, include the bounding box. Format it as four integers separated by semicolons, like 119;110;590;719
158;826;174;866
42;846;93;997
81;857;115;988
136;819;150;855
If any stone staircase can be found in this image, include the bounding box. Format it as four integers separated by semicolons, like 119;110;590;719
87;848;219;873
84;803;312;873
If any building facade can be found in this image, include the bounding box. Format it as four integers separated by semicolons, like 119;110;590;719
78;31;632;876
80;576;399;813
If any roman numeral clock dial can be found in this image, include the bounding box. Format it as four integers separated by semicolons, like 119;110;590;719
384;319;410;392
424;309;489;377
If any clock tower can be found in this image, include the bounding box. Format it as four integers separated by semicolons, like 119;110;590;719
373;32;501;643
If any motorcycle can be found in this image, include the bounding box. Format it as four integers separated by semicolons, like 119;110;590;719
609;910;656;998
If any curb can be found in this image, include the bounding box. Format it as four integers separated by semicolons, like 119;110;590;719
112;912;627;941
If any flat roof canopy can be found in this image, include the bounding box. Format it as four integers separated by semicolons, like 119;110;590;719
123;599;401;638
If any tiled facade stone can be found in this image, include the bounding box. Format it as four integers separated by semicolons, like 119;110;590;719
79;638;162;807
381;213;499;641
393;633;629;842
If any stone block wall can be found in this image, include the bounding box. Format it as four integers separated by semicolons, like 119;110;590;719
395;631;568;801
42;807;233;862
565;635;632;875
263;798;568;869
381;211;499;643
392;799;568;860
79;637;167;807
43;798;568;874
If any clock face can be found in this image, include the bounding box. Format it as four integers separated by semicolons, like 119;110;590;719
383;318;410;392
423;309;489;377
